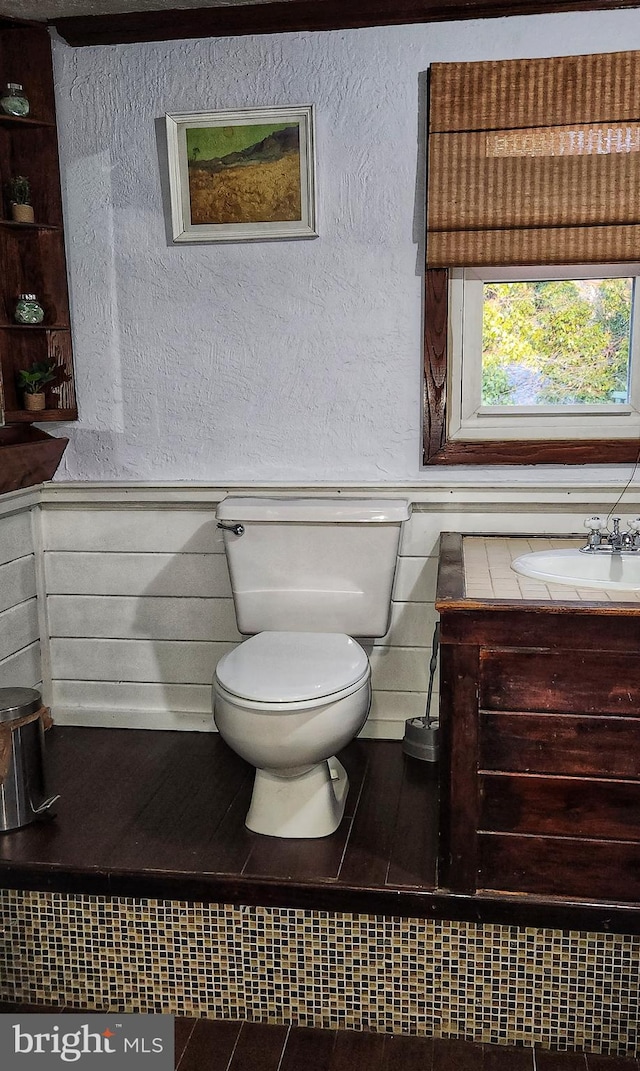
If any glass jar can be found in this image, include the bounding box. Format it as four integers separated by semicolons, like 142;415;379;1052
14;294;44;325
0;83;30;118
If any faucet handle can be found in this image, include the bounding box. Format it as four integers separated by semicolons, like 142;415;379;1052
628;517;640;532
584;516;604;531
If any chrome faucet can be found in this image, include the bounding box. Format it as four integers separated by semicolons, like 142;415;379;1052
608;517;627;554
582;516;640;553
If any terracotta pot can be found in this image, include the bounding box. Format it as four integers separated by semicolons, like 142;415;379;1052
11;203;34;224
24;392;45;411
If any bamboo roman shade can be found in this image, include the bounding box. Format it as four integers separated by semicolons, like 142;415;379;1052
426;51;640;267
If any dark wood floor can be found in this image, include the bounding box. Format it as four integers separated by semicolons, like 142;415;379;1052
0;726;438;896
1;727;639;933
0;1009;636;1070
1;736;638;1066
0;726;437;881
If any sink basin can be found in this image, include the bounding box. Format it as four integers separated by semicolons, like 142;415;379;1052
511;549;640;591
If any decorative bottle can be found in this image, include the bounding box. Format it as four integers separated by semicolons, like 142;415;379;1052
0;83;30;118
14;294;44;325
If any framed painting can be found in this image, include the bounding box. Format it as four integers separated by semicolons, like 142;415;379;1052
165;105;317;242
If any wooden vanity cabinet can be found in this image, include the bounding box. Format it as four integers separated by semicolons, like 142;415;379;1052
436;533;640;904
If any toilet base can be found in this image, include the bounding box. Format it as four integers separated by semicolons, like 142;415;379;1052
245;757;349;838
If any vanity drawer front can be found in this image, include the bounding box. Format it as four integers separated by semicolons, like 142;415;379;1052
480;773;640;841
479;648;640;715
478;833;640;901
479;711;640;777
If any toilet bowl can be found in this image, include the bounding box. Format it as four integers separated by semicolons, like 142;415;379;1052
213;496;410;839
214;631;371;838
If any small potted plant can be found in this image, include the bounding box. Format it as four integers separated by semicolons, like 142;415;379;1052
7;175;34;223
17;359;57;412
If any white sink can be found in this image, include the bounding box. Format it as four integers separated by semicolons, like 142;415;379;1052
511;549;640;591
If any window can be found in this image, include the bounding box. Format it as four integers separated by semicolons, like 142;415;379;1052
423;50;640;465
448;264;640;443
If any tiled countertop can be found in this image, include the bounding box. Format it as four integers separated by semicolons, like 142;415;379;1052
463;536;640;603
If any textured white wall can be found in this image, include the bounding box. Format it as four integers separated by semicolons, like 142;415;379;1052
51;9;640;483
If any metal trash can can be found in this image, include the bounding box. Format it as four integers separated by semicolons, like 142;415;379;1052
0;687;59;832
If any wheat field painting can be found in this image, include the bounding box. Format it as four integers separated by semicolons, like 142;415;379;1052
186;122;302;225
166;107;317;242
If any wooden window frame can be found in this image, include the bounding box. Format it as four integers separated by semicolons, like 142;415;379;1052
423;268;640;465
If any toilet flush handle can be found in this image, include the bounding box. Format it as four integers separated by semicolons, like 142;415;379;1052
217;522;245;536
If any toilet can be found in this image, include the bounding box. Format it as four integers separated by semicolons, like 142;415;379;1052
213;497;411;839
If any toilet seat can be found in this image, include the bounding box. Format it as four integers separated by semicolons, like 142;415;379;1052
215;631;369;707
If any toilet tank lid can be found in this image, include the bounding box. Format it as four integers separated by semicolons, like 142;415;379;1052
216;497;411;523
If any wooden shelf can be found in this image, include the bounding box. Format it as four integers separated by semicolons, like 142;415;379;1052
0;323;69;331
0;220;62;231
0;18;76;452
0;114;55;129
4;407;77;423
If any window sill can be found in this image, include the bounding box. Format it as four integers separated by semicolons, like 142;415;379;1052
425;438;640;465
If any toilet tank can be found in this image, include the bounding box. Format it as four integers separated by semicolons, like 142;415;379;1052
217;497;411;637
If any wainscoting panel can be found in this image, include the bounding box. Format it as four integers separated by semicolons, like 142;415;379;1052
0;503;41;690
49;638;236;683
0;556;37;615
47;595;242;642
42;497;443;736
37;484;640;738
0;601;39;663
45;550;233;598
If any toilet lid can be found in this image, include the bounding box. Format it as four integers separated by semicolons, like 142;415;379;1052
215;632;369;704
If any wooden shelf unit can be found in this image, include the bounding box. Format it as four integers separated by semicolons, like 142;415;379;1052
0;15;76;429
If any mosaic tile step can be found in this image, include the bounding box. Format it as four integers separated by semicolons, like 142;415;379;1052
1;893;639;1056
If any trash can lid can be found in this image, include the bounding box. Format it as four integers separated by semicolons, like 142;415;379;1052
0;687;41;724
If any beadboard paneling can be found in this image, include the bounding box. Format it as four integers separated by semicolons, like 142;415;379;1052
52;679;213;713
393;556;438;603
41;492;601;737
51;679;215;732
0;601;39;664
49;638;236;684
0;507;41;690
0;555;36;614
399;510;586;557
49;679;430;736
47;595;242;642
45;551;232;597
376;601;438;648
368;644;431;694
0;643;41;690
42;509;224;554
43;501;439;736
0;511;33;567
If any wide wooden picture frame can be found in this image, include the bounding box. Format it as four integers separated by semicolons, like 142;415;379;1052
165;105;317;243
